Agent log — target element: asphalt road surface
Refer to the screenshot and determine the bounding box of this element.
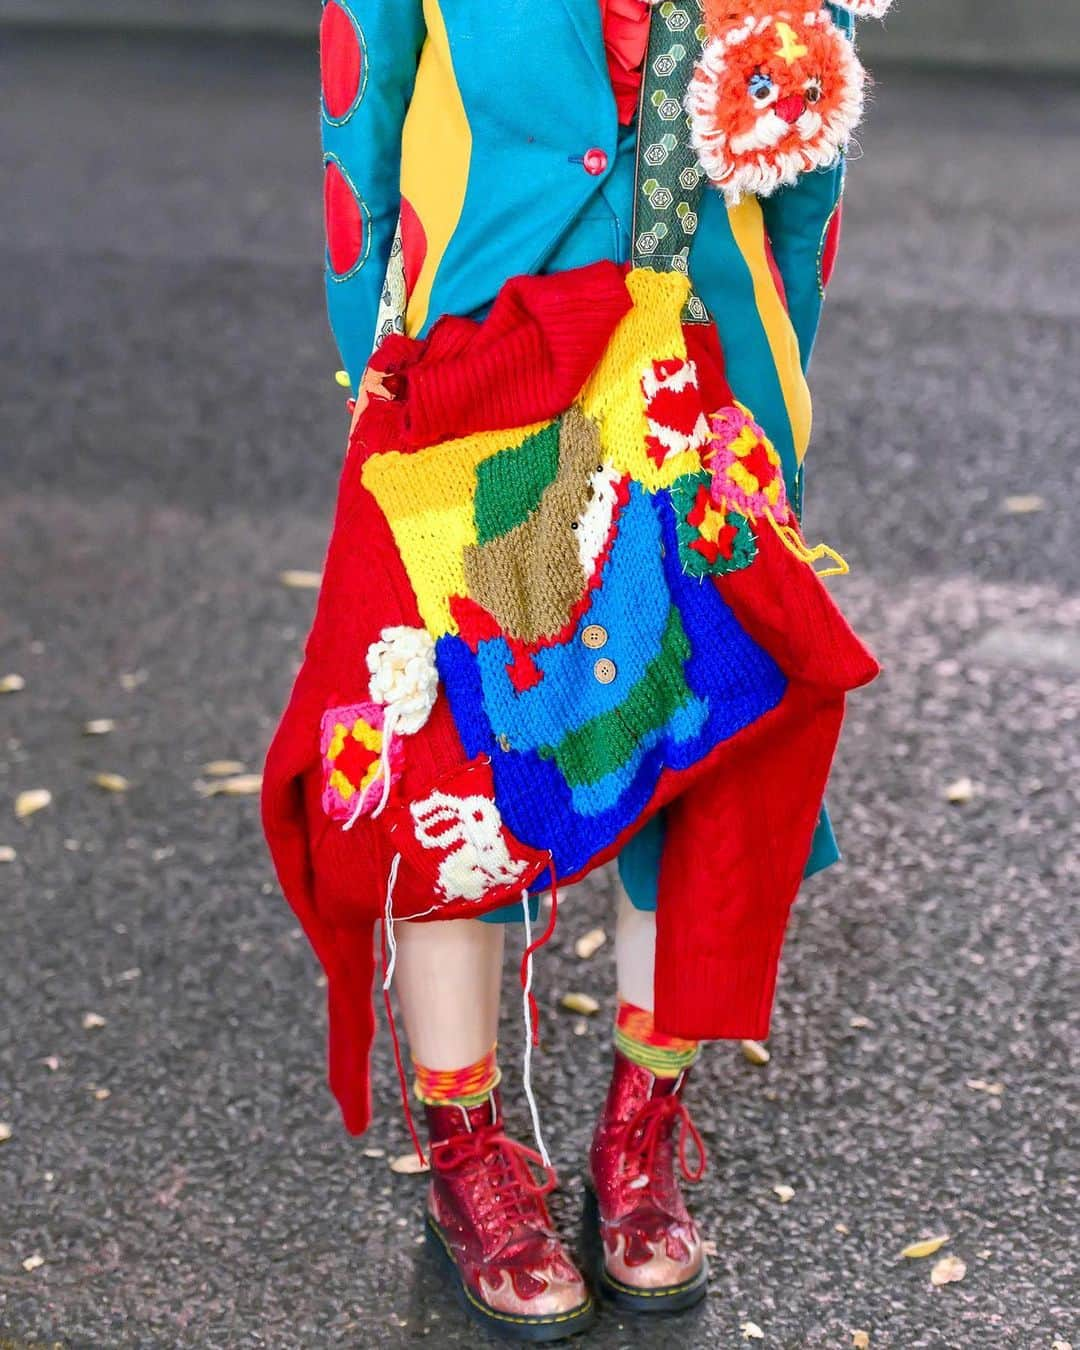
[1,28,1078,1350]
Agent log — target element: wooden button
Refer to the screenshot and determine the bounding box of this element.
[581,624,608,649]
[593,657,617,685]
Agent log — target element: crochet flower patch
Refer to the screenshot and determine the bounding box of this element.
[688,2,866,204]
[672,471,756,577]
[367,625,439,734]
[320,701,403,821]
[705,402,790,522]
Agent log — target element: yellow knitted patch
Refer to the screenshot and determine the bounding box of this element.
[580,269,702,493]
[363,271,710,639]
[361,420,550,637]
[326,717,383,802]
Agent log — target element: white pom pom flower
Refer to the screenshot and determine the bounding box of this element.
[366,625,438,735]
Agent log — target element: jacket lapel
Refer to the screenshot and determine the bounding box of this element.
[557,0,611,87]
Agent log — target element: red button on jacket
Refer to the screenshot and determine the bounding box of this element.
[583,147,609,175]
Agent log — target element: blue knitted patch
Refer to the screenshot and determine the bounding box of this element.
[434,484,787,883]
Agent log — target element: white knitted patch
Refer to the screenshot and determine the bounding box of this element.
[410,790,527,901]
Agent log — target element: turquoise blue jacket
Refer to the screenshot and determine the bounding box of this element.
[317,0,857,898]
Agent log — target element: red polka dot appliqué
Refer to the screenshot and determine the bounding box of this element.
[819,200,843,293]
[324,157,369,278]
[320,0,366,124]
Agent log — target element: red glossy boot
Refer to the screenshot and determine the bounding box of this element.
[584,1049,708,1313]
[424,1090,595,1342]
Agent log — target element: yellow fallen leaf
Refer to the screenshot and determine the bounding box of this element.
[83,719,115,736]
[81,1012,107,1031]
[92,773,129,793]
[202,760,246,776]
[279,569,322,590]
[900,1234,949,1259]
[930,1255,966,1287]
[965,1078,1004,1096]
[741,1039,770,1065]
[944,777,975,804]
[560,992,600,1015]
[835,1223,850,1235]
[0,845,16,863]
[1002,494,1045,514]
[22,1254,44,1272]
[574,927,607,960]
[852,1333,871,1349]
[741,1323,764,1341]
[334,369,351,388]
[772,1184,795,1204]
[390,1151,429,1174]
[90,1086,111,1101]
[0,1122,11,1142]
[15,789,52,819]
[196,773,263,797]
[0,673,25,694]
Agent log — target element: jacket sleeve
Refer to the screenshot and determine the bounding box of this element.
[758,4,855,371]
[319,0,427,391]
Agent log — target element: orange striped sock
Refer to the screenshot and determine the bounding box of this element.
[412,1044,501,1108]
[614,999,699,1078]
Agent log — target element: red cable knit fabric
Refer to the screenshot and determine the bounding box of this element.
[361,262,633,452]
[599,0,651,124]
[261,266,878,1135]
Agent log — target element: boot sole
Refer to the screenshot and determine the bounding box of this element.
[581,1184,709,1316]
[425,1215,597,1343]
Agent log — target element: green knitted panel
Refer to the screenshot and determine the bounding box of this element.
[473,421,561,546]
[541,606,697,788]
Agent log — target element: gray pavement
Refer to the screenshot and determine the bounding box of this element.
[1,28,1078,1350]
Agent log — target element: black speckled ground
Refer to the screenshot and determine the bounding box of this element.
[1,30,1078,1350]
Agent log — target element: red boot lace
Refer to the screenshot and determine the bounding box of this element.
[432,1123,559,1229]
[619,1093,707,1191]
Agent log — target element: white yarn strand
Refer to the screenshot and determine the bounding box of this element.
[381,852,402,993]
[370,703,398,819]
[342,703,398,832]
[520,892,551,1167]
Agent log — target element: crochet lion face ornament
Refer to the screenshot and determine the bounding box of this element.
[687,0,892,204]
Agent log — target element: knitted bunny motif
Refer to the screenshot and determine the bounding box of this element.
[688,0,891,204]
[410,788,530,902]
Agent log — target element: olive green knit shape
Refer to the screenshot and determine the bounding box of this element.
[538,606,700,788]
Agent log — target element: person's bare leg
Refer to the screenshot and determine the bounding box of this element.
[614,883,657,1011]
[393,916,504,1067]
[393,914,591,1331]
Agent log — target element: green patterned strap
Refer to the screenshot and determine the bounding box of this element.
[631,0,711,321]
